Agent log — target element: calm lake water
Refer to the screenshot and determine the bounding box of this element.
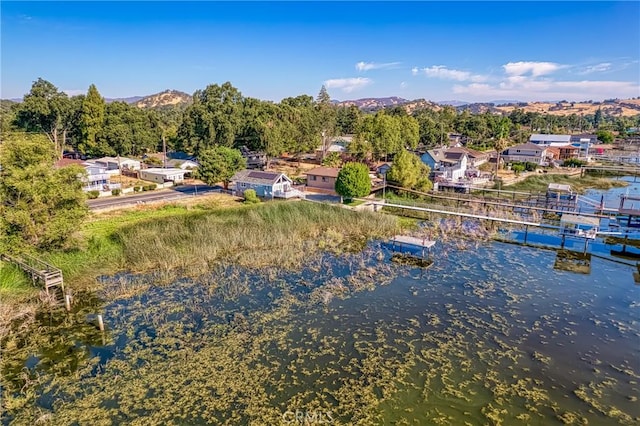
[2,183,639,425]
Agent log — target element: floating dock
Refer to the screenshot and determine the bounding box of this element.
[391,235,436,249]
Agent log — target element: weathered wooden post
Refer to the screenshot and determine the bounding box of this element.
[97,314,105,332]
[65,294,72,312]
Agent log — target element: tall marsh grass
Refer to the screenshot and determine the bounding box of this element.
[505,174,628,193]
[0,261,33,297]
[116,201,399,272]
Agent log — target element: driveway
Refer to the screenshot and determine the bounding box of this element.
[87,184,222,210]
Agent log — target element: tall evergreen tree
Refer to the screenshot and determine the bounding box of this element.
[79,84,106,156]
[316,85,337,159]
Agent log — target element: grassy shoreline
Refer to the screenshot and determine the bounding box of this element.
[0,199,400,313]
[500,173,629,194]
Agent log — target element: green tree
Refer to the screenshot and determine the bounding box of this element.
[79,84,107,156]
[0,100,18,134]
[316,85,337,160]
[13,78,71,159]
[386,149,433,192]
[0,133,88,251]
[596,129,614,144]
[335,162,371,201]
[281,95,321,160]
[322,152,342,168]
[196,146,246,189]
[336,105,361,135]
[177,82,244,155]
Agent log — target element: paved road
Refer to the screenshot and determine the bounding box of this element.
[87,184,223,210]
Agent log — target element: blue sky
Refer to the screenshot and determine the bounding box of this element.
[2,1,639,102]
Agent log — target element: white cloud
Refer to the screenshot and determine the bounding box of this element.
[581,62,612,74]
[453,79,639,101]
[400,81,408,89]
[324,77,372,93]
[355,61,401,72]
[503,61,562,77]
[414,65,487,82]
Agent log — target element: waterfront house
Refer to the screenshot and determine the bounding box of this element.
[501,143,548,165]
[529,134,572,147]
[231,170,300,199]
[306,167,340,192]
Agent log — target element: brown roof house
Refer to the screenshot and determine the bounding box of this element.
[306,167,340,193]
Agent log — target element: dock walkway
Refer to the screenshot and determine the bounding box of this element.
[1,254,65,303]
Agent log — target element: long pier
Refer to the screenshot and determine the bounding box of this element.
[1,254,65,303]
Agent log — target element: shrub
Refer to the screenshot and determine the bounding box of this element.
[133,186,141,193]
[243,189,260,204]
[147,184,157,191]
[111,188,122,196]
[335,162,371,201]
[563,158,587,168]
[87,190,100,199]
[512,164,525,175]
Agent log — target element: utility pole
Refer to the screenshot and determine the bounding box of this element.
[162,135,167,168]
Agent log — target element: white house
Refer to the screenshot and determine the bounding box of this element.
[139,168,186,184]
[529,134,572,147]
[502,143,548,165]
[165,159,199,174]
[443,154,468,180]
[55,158,120,192]
[231,170,301,199]
[94,156,142,173]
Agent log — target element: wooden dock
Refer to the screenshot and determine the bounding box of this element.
[391,235,437,249]
[1,254,65,303]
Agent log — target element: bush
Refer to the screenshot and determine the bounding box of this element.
[87,190,100,199]
[563,158,587,168]
[111,188,122,196]
[142,184,157,191]
[133,186,141,193]
[335,162,371,201]
[512,164,525,175]
[243,189,260,204]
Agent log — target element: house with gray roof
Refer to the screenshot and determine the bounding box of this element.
[502,143,549,165]
[529,134,572,147]
[231,170,301,199]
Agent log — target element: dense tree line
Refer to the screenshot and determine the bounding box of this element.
[5,78,640,165]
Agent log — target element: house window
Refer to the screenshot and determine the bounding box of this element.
[310,176,316,181]
[241,182,247,188]
[322,177,327,182]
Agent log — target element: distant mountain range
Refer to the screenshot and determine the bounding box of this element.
[6,91,640,116]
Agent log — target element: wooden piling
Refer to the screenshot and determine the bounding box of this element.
[65,294,72,312]
[97,314,105,332]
